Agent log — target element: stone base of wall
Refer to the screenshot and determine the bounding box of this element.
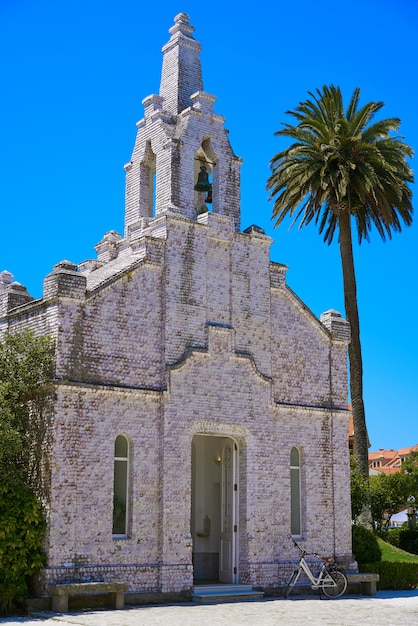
[35,563,193,596]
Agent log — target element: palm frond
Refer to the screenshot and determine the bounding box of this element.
[267,84,414,245]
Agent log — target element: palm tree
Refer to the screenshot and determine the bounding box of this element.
[267,85,414,479]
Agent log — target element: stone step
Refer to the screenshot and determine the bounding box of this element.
[192,584,265,604]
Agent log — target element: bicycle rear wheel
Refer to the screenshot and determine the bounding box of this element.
[322,570,347,598]
[285,568,300,598]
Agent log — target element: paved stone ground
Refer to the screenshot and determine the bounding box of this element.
[1,591,418,626]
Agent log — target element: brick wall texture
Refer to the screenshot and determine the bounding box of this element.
[0,13,353,596]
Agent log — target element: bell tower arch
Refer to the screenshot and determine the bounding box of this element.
[194,138,218,216]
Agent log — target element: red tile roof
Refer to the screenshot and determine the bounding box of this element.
[368,445,418,474]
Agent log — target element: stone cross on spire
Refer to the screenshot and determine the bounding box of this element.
[159,13,203,115]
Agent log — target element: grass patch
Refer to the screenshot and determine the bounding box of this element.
[378,537,418,563]
[359,538,418,589]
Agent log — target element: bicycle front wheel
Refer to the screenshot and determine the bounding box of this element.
[322,570,347,598]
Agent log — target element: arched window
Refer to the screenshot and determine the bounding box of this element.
[112,435,129,536]
[290,447,302,537]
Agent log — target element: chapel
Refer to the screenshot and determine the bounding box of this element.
[0,13,353,600]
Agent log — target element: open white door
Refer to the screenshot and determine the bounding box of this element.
[219,441,238,583]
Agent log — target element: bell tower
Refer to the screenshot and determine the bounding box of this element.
[124,13,242,241]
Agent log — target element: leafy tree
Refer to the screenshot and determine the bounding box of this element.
[0,329,55,494]
[369,471,414,530]
[267,85,414,478]
[0,330,54,613]
[401,451,418,485]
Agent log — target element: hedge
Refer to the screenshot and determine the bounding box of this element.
[399,530,418,555]
[360,561,418,590]
[379,529,418,554]
[379,528,402,548]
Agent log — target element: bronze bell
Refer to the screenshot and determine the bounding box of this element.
[194,165,212,203]
[194,166,211,192]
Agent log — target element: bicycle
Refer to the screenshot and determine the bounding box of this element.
[285,539,347,599]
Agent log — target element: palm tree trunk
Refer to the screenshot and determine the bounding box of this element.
[338,211,370,480]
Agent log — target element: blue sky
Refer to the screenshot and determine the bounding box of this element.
[1,0,417,451]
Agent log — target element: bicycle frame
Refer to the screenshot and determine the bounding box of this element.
[290,556,337,590]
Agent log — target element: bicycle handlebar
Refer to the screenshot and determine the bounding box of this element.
[291,538,334,562]
[292,539,306,555]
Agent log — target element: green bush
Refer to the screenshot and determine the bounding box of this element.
[352,524,382,564]
[381,529,418,554]
[0,482,46,615]
[399,530,418,555]
[379,528,402,548]
[360,561,418,590]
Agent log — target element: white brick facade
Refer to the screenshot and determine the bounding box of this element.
[0,13,353,598]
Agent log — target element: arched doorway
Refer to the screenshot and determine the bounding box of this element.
[191,434,238,583]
